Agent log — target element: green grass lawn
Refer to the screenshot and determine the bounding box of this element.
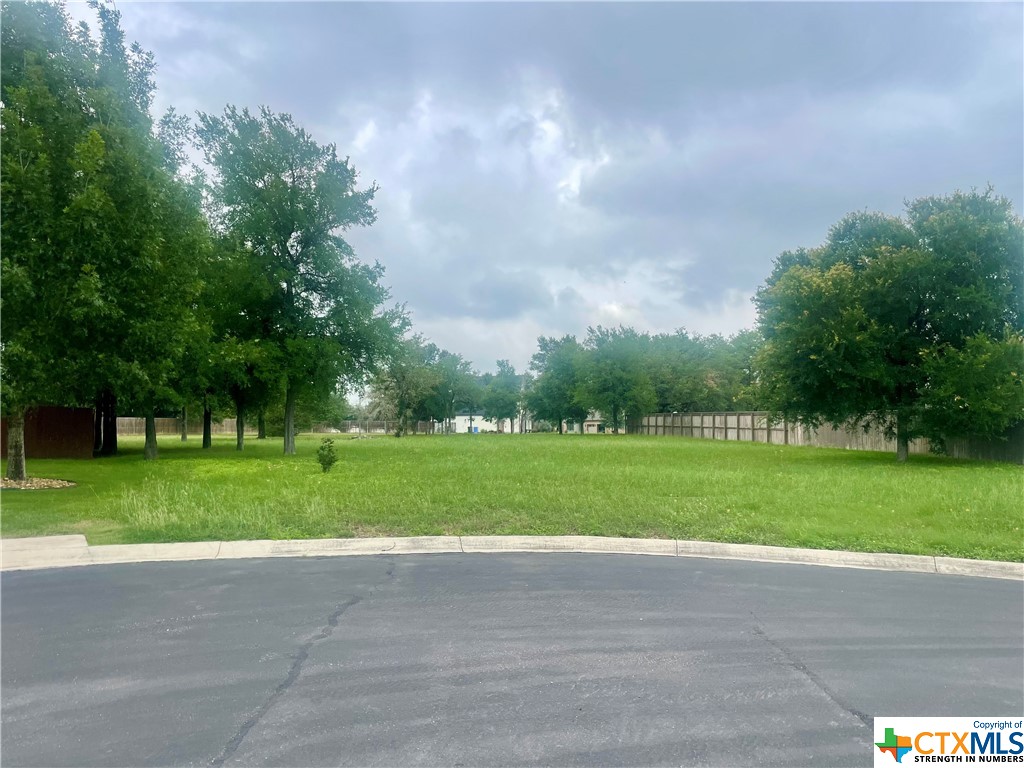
[1,433,1022,561]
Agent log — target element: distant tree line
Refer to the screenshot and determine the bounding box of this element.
[364,328,759,437]
[365,336,477,436]
[528,327,761,434]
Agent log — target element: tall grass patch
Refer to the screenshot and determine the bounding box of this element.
[2,433,1021,560]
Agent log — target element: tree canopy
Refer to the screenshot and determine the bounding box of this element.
[483,360,521,433]
[1,0,209,471]
[755,189,1024,461]
[196,106,405,454]
[527,336,588,434]
[369,336,442,436]
[574,327,656,434]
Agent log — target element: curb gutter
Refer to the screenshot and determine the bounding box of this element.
[1,534,1021,580]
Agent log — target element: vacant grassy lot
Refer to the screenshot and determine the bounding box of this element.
[1,434,1021,560]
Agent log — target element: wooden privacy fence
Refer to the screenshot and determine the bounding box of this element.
[637,412,1024,464]
[117,417,180,435]
[118,418,438,437]
[116,417,255,436]
[636,411,925,451]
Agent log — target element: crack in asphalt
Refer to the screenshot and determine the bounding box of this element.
[750,614,872,730]
[210,559,396,767]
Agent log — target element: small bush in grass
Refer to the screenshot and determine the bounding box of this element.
[317,438,338,473]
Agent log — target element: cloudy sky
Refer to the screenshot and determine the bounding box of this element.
[70,1,1023,372]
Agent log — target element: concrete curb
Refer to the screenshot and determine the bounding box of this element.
[1,534,1021,580]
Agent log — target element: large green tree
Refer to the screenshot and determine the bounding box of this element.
[527,335,588,433]
[71,1,208,462]
[645,330,762,414]
[2,0,209,472]
[196,106,404,454]
[755,190,1024,461]
[1,1,90,478]
[432,350,476,434]
[201,234,283,450]
[370,336,442,436]
[575,326,656,434]
[483,360,521,433]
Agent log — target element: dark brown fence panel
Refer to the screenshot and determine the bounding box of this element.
[1,407,94,459]
[943,422,1024,464]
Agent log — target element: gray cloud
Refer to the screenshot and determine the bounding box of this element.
[85,1,1023,372]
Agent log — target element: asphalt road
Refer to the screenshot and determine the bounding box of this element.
[2,554,1022,767]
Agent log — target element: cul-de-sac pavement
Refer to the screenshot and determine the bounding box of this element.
[2,553,1022,767]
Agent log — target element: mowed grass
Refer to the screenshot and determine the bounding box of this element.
[1,433,1022,561]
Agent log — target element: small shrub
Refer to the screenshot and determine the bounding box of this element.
[317,438,338,473]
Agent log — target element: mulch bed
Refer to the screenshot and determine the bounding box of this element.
[1,477,77,490]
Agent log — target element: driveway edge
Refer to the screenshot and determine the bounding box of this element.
[1,534,1021,580]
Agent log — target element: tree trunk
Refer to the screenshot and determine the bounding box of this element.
[558,417,563,435]
[284,384,297,455]
[257,410,266,440]
[202,397,212,449]
[235,402,245,452]
[5,407,27,481]
[896,414,909,463]
[93,398,103,454]
[180,406,188,441]
[144,410,158,461]
[100,390,118,456]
